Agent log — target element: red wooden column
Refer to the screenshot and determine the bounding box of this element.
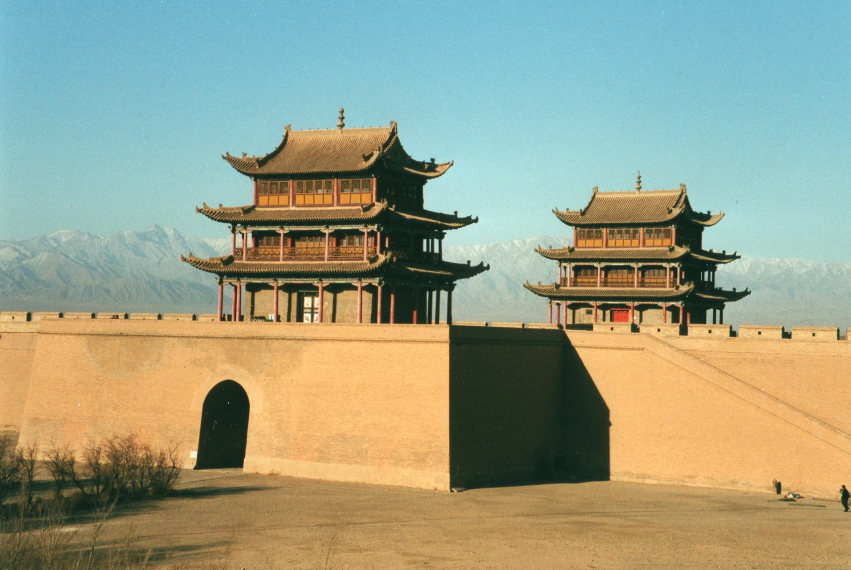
[633,264,639,287]
[630,302,635,324]
[563,303,569,327]
[318,283,325,323]
[593,301,598,323]
[273,281,280,322]
[278,229,285,261]
[678,303,684,324]
[324,230,330,262]
[446,288,453,325]
[357,282,363,324]
[230,283,237,321]
[235,283,242,322]
[241,231,248,261]
[362,229,369,260]
[389,289,396,324]
[231,229,236,256]
[376,230,382,255]
[548,300,553,324]
[376,284,384,323]
[435,289,441,324]
[217,281,224,321]
[426,290,433,324]
[662,303,668,323]
[555,303,561,326]
[596,264,602,287]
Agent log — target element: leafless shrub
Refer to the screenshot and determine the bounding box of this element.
[0,439,38,517]
[44,434,183,509]
[2,435,188,570]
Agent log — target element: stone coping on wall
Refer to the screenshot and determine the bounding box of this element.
[640,323,683,336]
[737,325,785,339]
[791,326,840,341]
[0,312,847,341]
[592,323,635,334]
[686,324,732,337]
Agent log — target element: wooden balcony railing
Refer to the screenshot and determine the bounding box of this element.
[561,277,672,288]
[235,246,377,261]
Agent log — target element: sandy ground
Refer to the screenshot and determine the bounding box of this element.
[58,470,850,570]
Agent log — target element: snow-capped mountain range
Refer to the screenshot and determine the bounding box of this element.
[1,227,848,328]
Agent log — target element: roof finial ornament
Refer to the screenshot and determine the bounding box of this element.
[636,171,642,192]
[337,107,345,130]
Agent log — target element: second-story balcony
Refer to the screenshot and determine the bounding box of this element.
[562,276,671,288]
[235,246,377,262]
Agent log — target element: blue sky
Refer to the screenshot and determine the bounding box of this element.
[2,1,849,262]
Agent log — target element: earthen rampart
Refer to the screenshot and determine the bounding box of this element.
[1,313,849,496]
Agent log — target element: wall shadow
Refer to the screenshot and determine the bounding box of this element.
[560,340,611,482]
[448,329,610,489]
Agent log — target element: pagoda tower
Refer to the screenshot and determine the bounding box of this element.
[182,110,488,323]
[524,177,749,326]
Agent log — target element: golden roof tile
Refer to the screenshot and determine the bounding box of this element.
[222,122,451,179]
[554,186,724,227]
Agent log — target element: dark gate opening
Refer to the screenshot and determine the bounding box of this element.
[195,380,250,469]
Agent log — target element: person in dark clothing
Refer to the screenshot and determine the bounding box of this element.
[841,485,850,512]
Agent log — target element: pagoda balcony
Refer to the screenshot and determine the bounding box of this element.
[561,277,671,288]
[235,246,377,262]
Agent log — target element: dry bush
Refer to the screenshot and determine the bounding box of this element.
[44,434,182,509]
[1,435,187,570]
[0,439,38,514]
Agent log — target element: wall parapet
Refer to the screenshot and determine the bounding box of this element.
[738,325,785,339]
[791,326,840,341]
[0,311,847,341]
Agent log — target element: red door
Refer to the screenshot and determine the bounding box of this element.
[610,308,630,323]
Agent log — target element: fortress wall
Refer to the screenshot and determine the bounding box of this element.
[448,325,568,488]
[17,321,454,490]
[6,317,850,494]
[667,335,851,436]
[0,322,39,444]
[566,330,851,497]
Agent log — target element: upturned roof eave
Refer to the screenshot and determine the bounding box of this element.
[195,202,476,229]
[522,281,696,301]
[180,253,391,278]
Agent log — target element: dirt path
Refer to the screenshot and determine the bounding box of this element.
[68,470,850,569]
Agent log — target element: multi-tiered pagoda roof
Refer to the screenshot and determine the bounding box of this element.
[182,112,486,324]
[524,179,749,327]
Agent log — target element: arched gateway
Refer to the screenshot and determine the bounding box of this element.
[195,380,250,469]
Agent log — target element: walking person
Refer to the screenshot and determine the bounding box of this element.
[841,485,850,512]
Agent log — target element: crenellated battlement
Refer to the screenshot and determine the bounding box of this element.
[0,311,218,322]
[0,311,848,341]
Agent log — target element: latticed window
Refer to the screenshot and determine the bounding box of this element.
[294,235,323,248]
[340,234,364,247]
[645,227,672,246]
[607,228,639,247]
[256,234,280,247]
[573,266,597,285]
[604,267,633,285]
[641,266,667,287]
[295,180,333,205]
[576,228,603,247]
[257,180,290,206]
[339,178,372,205]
